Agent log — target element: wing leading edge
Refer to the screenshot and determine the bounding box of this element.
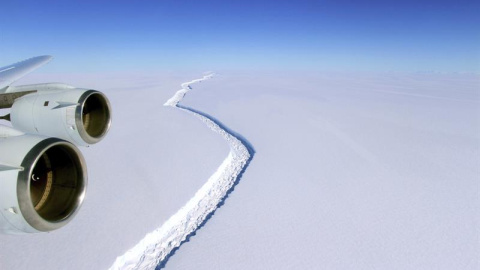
[0,55,53,92]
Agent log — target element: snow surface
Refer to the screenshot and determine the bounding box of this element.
[109,73,253,269]
[0,71,479,270]
[165,72,480,270]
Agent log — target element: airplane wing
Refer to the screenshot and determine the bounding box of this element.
[0,163,23,171]
[0,55,53,93]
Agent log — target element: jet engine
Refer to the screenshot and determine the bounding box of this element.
[9,83,112,146]
[0,133,87,234]
[0,56,108,235]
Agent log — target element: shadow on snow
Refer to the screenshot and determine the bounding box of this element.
[156,105,255,269]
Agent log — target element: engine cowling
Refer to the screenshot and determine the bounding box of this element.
[0,134,87,234]
[10,86,112,146]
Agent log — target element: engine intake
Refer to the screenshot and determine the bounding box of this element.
[76,90,111,144]
[0,136,87,234]
[23,141,85,224]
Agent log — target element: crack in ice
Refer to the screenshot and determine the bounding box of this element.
[109,74,253,270]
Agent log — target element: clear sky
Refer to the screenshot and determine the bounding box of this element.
[0,0,478,72]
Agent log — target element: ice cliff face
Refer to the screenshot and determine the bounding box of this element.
[110,74,253,270]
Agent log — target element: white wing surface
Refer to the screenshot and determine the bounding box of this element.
[0,163,23,171]
[0,55,53,92]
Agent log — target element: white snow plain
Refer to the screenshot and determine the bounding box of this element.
[109,73,253,269]
[0,71,479,270]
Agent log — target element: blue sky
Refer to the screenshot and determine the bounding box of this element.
[0,0,478,72]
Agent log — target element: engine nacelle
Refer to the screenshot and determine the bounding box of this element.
[0,134,87,234]
[10,86,111,146]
